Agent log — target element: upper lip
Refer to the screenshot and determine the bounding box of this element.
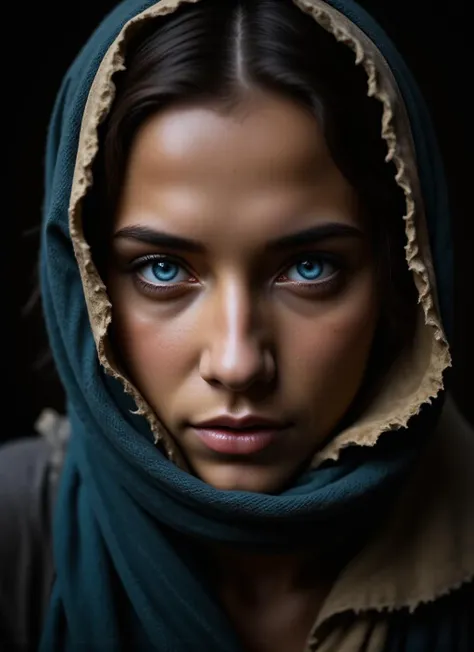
[192,414,288,430]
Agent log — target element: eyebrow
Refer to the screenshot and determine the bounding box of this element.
[113,222,363,252]
[114,226,205,252]
[267,223,363,251]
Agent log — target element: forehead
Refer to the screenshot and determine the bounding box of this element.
[129,92,327,183]
[115,91,359,239]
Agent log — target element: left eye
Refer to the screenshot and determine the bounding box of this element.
[139,258,190,284]
[281,256,337,283]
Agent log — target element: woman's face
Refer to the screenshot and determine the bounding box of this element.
[107,90,379,493]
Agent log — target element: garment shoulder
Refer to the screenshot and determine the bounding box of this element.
[0,436,53,540]
[315,393,474,621]
[0,437,55,651]
[383,581,474,652]
[0,412,70,651]
[314,582,473,652]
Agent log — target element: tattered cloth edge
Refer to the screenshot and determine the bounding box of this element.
[307,397,474,634]
[68,0,451,470]
[293,0,452,466]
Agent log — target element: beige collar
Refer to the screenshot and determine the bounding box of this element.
[313,395,474,627]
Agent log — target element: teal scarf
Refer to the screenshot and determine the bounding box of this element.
[39,1,468,650]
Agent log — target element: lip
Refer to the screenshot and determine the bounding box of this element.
[191,427,286,455]
[190,414,291,455]
[193,414,287,430]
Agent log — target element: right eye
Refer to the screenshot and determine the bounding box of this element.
[138,258,191,285]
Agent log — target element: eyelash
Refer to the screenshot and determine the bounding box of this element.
[130,253,344,296]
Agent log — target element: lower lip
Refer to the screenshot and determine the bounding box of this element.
[192,427,285,455]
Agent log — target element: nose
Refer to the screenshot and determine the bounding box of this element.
[199,281,275,392]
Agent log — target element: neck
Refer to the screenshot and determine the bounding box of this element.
[204,543,340,604]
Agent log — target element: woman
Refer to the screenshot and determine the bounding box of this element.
[1,0,472,650]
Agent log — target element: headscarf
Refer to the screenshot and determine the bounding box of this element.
[39,1,464,650]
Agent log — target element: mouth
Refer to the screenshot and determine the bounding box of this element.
[190,415,291,455]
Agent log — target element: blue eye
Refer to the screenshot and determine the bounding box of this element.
[139,258,189,285]
[285,256,336,283]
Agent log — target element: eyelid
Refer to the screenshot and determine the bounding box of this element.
[276,251,342,280]
[129,253,191,271]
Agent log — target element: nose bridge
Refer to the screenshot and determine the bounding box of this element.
[201,275,270,389]
[221,277,251,345]
[214,277,260,362]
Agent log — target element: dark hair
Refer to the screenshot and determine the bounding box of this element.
[87,0,418,413]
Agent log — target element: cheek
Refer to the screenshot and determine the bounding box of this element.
[109,270,378,431]
[109,296,196,405]
[280,283,378,416]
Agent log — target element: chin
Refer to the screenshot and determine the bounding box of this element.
[191,460,300,494]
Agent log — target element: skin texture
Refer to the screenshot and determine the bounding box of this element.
[107,90,379,495]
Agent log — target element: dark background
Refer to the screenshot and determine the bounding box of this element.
[9,1,472,442]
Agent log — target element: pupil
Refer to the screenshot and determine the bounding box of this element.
[153,261,177,281]
[298,259,322,279]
